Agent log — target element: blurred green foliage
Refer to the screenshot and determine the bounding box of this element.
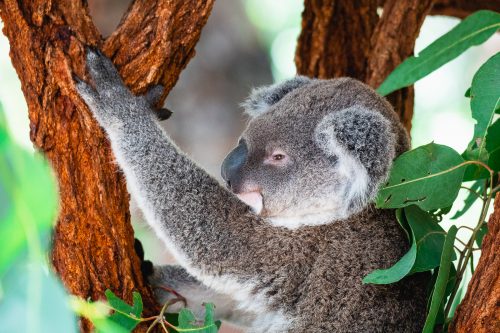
[0,102,77,332]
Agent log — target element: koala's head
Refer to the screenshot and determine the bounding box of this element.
[222,77,409,228]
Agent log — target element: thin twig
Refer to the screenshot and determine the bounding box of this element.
[460,186,484,201]
[444,172,494,319]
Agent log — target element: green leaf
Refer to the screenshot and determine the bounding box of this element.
[451,180,485,219]
[464,87,471,98]
[437,260,459,326]
[104,290,142,331]
[203,303,219,333]
[463,52,500,175]
[486,118,500,171]
[363,206,448,284]
[175,303,219,333]
[377,10,500,96]
[178,308,197,328]
[423,225,458,333]
[470,53,500,153]
[428,205,452,223]
[475,223,488,247]
[462,145,490,181]
[376,143,465,211]
[395,208,411,242]
[0,103,58,276]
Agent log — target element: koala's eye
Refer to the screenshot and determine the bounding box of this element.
[273,154,285,161]
[264,150,289,166]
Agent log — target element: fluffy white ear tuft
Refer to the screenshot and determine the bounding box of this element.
[241,76,313,118]
[314,105,396,208]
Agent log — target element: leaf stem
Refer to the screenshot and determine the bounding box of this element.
[444,170,494,319]
[459,186,485,201]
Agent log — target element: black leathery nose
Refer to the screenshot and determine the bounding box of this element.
[221,140,248,186]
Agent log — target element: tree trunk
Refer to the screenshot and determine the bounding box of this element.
[295,0,433,132]
[449,192,500,333]
[0,0,214,331]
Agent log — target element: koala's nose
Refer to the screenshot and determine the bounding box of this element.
[221,140,248,189]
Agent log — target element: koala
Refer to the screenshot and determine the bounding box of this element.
[76,49,429,333]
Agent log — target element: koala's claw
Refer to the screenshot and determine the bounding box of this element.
[156,107,173,121]
[85,48,125,93]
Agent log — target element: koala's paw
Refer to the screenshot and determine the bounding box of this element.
[75,48,138,129]
[76,48,172,126]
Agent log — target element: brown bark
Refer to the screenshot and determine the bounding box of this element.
[0,0,214,331]
[430,0,500,18]
[449,192,500,333]
[366,0,434,132]
[377,0,500,18]
[295,0,379,81]
[295,0,432,133]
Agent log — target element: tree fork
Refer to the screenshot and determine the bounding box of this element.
[0,0,214,331]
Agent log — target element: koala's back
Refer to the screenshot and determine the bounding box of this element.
[266,208,429,332]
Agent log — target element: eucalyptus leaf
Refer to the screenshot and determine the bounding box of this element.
[475,223,488,247]
[175,303,219,333]
[203,303,219,333]
[363,206,447,284]
[178,308,197,328]
[105,289,142,331]
[395,208,411,242]
[462,145,490,181]
[428,205,452,223]
[377,10,500,96]
[422,225,458,333]
[462,52,500,178]
[485,118,500,171]
[470,53,500,154]
[451,180,485,219]
[376,143,465,211]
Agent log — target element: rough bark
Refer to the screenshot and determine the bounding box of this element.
[430,0,500,18]
[295,0,379,80]
[377,0,500,18]
[0,0,214,331]
[295,0,432,132]
[366,0,434,132]
[449,192,500,333]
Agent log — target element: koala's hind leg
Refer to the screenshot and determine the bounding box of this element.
[149,265,254,329]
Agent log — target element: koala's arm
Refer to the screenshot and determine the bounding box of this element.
[76,50,274,276]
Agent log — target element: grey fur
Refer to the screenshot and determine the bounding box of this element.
[241,76,312,117]
[77,50,428,333]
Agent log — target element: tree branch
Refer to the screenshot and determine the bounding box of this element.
[377,0,500,19]
[366,0,435,133]
[295,0,379,80]
[430,0,500,18]
[103,0,215,103]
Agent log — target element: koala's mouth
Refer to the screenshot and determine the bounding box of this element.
[236,191,263,214]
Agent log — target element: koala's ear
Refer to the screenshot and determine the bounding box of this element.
[314,106,396,185]
[242,76,313,117]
